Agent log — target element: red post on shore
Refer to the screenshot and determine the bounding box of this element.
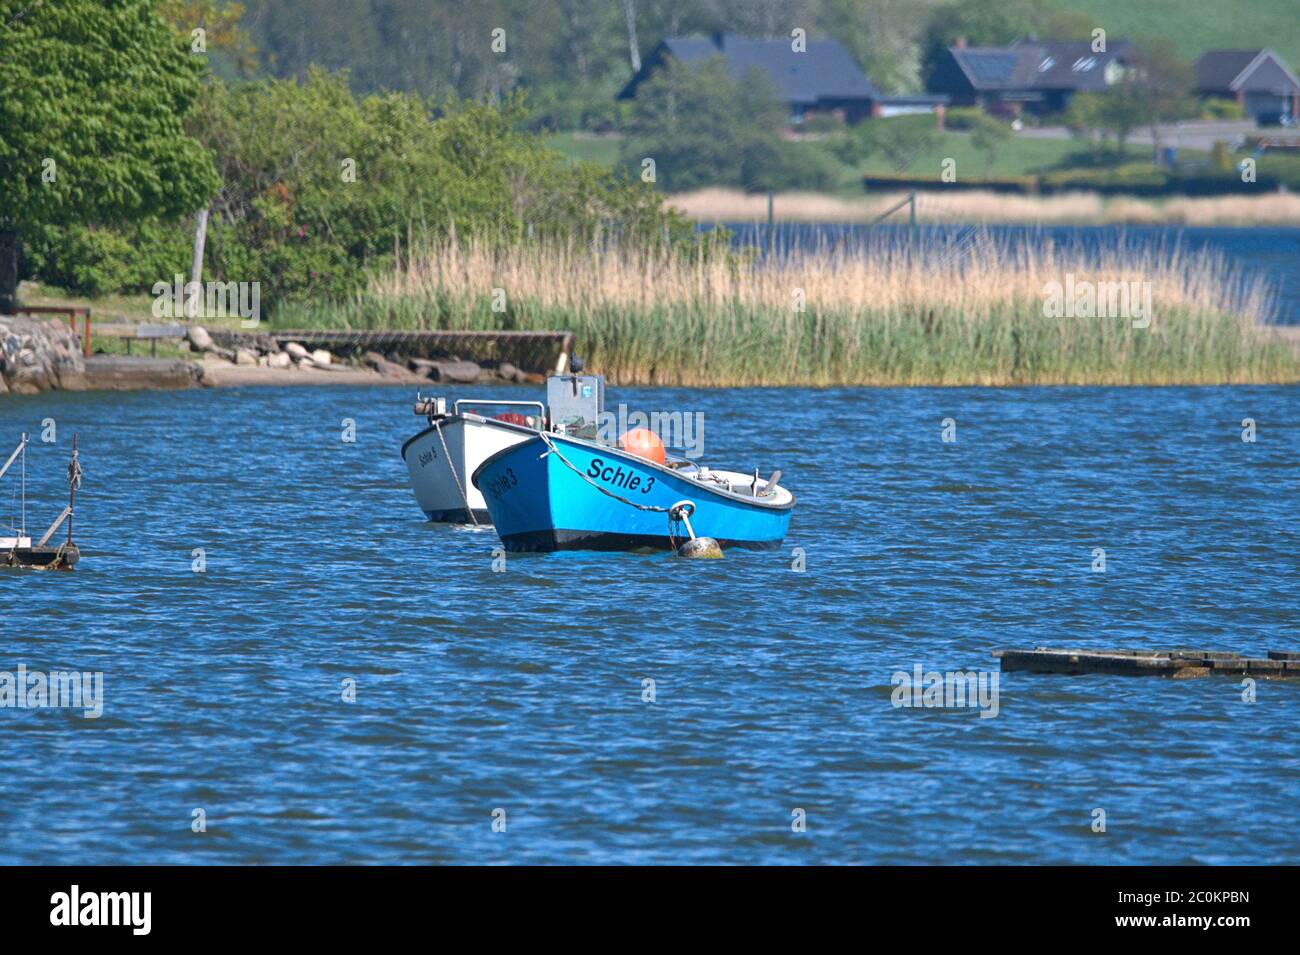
[13,305,91,356]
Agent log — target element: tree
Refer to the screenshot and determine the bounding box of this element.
[172,73,685,306]
[1065,90,1143,161]
[969,114,1012,176]
[821,0,929,94]
[621,0,641,72]
[156,0,258,74]
[620,57,798,192]
[0,0,218,310]
[1063,93,1109,161]
[847,115,939,174]
[1096,90,1145,158]
[1121,39,1197,162]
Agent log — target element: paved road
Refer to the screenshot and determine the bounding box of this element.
[1018,120,1298,152]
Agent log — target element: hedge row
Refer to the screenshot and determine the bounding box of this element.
[863,155,1300,196]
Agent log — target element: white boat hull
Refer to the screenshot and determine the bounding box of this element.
[401,415,536,523]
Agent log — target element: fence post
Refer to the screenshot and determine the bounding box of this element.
[766,190,775,256]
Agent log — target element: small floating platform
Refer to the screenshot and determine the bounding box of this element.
[1,539,79,570]
[994,647,1300,679]
[0,433,82,572]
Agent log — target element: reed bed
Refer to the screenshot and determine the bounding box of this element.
[281,231,1297,387]
[669,187,1300,226]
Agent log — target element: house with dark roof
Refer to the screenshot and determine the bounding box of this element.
[1194,49,1299,123]
[927,39,1133,116]
[618,33,947,125]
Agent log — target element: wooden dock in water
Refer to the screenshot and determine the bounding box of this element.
[994,647,1300,679]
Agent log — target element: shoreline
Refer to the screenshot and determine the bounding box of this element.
[194,357,427,388]
[25,340,1299,393]
[669,188,1300,227]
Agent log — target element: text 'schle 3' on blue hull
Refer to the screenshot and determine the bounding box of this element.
[473,432,794,553]
[400,370,794,556]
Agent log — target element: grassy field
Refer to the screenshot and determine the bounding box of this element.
[271,234,1297,387]
[851,134,1158,182]
[16,280,259,356]
[1048,0,1300,70]
[18,281,158,325]
[549,129,1185,199]
[546,132,623,168]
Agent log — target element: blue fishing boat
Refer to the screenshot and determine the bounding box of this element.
[471,431,794,553]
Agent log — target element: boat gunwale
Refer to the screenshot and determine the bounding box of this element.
[470,433,796,512]
[399,413,541,460]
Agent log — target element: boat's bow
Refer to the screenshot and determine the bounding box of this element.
[472,433,793,552]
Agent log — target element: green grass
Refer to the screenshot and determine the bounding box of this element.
[853,132,1166,181]
[1048,0,1300,73]
[545,130,1195,199]
[17,281,267,333]
[86,336,194,359]
[18,281,158,324]
[546,131,623,167]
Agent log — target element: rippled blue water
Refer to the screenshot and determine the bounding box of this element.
[1,383,1297,864]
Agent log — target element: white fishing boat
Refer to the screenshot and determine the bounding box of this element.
[401,395,546,524]
[400,373,606,525]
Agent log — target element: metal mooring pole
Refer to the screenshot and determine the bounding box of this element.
[66,434,78,547]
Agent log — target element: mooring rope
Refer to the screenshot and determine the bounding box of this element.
[535,433,713,549]
[433,420,480,526]
[537,432,673,514]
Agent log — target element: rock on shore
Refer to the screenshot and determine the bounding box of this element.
[0,316,559,393]
[0,315,86,394]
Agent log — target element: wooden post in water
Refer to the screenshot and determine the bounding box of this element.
[767,191,775,256]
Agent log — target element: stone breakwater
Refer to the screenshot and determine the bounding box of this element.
[196,326,545,385]
[0,317,544,394]
[0,315,85,394]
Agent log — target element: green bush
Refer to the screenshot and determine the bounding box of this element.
[1210,140,1235,171]
[620,57,826,192]
[1040,163,1170,194]
[1201,98,1245,120]
[22,225,132,297]
[842,115,941,174]
[21,71,690,312]
[23,218,196,297]
[800,112,847,134]
[943,107,985,131]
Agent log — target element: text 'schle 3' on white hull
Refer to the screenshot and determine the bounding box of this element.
[400,372,795,556]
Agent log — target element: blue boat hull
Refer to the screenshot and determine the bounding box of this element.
[472,436,794,553]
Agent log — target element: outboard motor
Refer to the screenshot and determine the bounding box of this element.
[413,394,448,421]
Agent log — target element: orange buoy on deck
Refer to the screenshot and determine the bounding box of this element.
[621,427,665,465]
